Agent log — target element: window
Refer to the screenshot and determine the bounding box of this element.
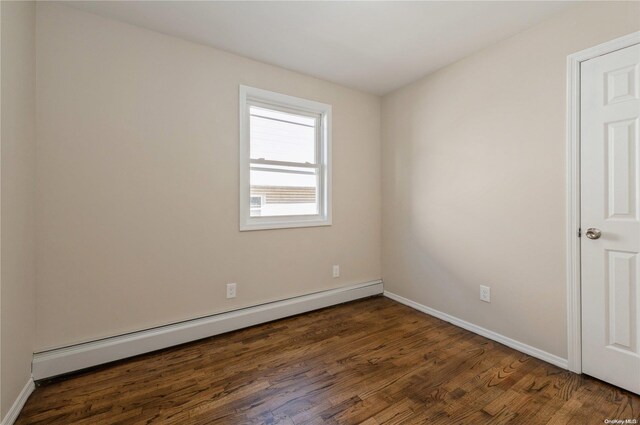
[239,85,331,231]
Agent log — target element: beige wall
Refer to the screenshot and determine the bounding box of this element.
[25,0,640,370]
[382,1,640,359]
[1,0,37,419]
[35,3,381,351]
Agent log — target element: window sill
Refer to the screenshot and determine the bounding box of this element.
[240,217,331,231]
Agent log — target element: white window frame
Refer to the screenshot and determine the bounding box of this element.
[239,85,332,231]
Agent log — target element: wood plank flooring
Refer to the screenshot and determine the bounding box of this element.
[16,296,640,424]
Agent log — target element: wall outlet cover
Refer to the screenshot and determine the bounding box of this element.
[480,285,491,303]
[226,283,237,299]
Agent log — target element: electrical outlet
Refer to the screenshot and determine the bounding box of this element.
[332,265,340,278]
[226,283,237,299]
[480,285,491,303]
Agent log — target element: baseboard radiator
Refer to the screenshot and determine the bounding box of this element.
[32,280,383,380]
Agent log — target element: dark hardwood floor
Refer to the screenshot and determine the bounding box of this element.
[16,296,640,424]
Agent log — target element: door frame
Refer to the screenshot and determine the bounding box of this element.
[566,31,640,374]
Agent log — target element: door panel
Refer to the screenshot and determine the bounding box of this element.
[581,43,640,395]
[607,250,636,351]
[607,119,637,219]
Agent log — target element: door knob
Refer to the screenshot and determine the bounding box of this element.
[585,228,602,240]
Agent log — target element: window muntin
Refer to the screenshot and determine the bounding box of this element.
[240,86,331,231]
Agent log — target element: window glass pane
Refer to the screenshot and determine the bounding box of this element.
[250,106,317,164]
[250,167,318,217]
[251,106,316,126]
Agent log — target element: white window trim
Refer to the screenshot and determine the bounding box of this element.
[239,85,332,231]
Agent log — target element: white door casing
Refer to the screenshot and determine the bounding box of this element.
[580,43,640,394]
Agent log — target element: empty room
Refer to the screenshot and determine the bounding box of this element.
[1,1,639,424]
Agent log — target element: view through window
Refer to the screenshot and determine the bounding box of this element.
[249,106,319,217]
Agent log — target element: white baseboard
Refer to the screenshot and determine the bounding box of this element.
[384,291,568,369]
[1,377,35,425]
[32,280,383,380]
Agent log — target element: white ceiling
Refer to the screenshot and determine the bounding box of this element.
[64,1,574,95]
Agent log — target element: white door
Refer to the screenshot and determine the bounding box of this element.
[581,43,640,394]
